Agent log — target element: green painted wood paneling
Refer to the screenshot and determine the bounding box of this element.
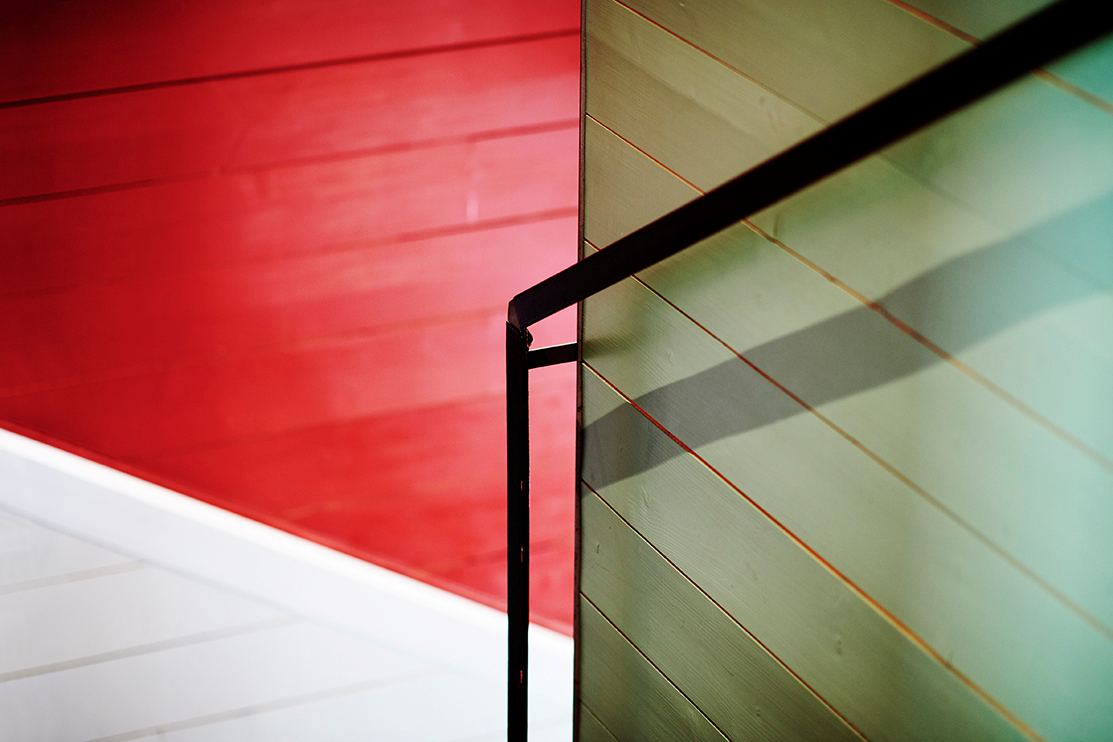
[585,126,1113,637]
[578,596,728,741]
[580,488,864,742]
[578,705,620,742]
[583,117,698,249]
[903,0,1053,38]
[585,0,821,191]
[618,0,968,122]
[578,0,1113,739]
[582,269,1113,741]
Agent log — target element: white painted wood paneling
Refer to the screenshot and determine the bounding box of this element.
[0,431,573,741]
[0,566,286,679]
[136,672,508,742]
[2,620,433,742]
[0,510,135,590]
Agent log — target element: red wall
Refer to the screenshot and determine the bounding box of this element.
[1,0,580,633]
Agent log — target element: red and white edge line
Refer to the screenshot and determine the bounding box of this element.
[0,427,572,715]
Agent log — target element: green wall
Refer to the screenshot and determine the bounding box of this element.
[577,1,1113,739]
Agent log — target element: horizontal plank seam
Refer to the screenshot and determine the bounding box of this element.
[589,238,1113,644]
[581,363,1043,741]
[608,0,1110,120]
[0,206,577,303]
[579,593,732,742]
[602,0,826,123]
[0,118,579,208]
[586,114,702,193]
[580,702,621,742]
[0,28,580,110]
[582,489,868,741]
[137,386,571,465]
[742,223,1113,477]
[84,667,443,742]
[881,0,1113,116]
[0,615,300,683]
[0,304,510,402]
[0,560,145,597]
[881,0,979,43]
[583,114,1113,476]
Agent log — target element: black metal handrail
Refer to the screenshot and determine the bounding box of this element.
[505,1,1113,738]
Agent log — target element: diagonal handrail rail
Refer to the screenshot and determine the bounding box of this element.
[505,0,1113,738]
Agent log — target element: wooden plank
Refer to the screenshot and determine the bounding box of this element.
[0,0,580,103]
[587,125,1113,631]
[586,0,821,191]
[578,596,728,742]
[875,75,1113,244]
[580,490,864,741]
[906,0,1113,106]
[0,566,285,678]
[0,216,576,397]
[153,671,508,742]
[619,0,968,122]
[0,36,579,201]
[0,510,134,589]
[581,274,1113,741]
[1047,36,1113,106]
[579,705,620,742]
[0,620,432,741]
[902,0,1054,38]
[141,375,573,524]
[580,370,1036,742]
[0,125,578,299]
[583,117,698,249]
[0,311,508,459]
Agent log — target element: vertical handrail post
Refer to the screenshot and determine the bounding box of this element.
[506,321,532,742]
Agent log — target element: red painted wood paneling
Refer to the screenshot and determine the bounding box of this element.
[0,127,577,297]
[0,0,580,632]
[0,35,578,201]
[1,0,579,102]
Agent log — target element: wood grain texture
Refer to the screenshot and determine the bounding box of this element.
[0,568,285,679]
[579,705,620,742]
[0,35,578,201]
[1,0,580,634]
[581,274,1113,741]
[578,596,728,742]
[580,368,1046,742]
[0,0,580,103]
[1,620,431,741]
[618,0,968,122]
[583,117,698,249]
[585,0,821,191]
[0,311,507,458]
[586,126,1113,635]
[0,217,577,397]
[0,511,134,589]
[580,490,864,741]
[0,125,578,299]
[154,671,510,742]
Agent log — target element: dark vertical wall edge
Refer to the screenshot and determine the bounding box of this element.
[572,2,589,738]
